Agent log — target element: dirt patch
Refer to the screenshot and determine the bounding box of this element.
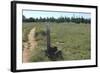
[22,27,37,63]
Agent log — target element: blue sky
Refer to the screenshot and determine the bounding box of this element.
[23,10,91,19]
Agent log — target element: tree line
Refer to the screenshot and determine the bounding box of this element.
[23,15,91,24]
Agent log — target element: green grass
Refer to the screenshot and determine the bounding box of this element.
[22,22,91,62]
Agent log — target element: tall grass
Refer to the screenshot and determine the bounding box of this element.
[22,22,91,62]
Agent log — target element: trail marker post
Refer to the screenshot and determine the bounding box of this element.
[45,22,63,61]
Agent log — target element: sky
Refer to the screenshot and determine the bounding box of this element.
[23,10,91,19]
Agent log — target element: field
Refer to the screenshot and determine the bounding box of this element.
[22,22,91,62]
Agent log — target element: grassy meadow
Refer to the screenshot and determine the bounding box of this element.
[22,22,91,62]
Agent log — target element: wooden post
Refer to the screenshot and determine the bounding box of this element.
[45,22,63,61]
[46,23,51,50]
